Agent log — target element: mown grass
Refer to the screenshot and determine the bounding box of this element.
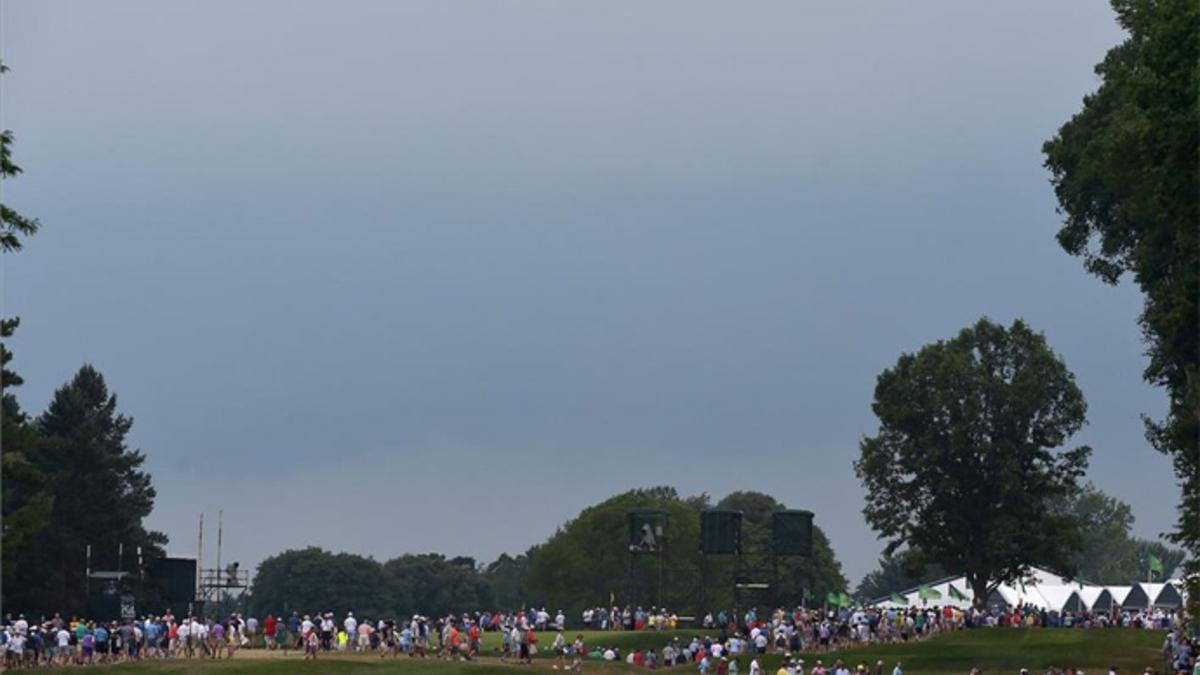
[39,628,1168,675]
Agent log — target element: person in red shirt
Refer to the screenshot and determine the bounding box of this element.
[263,615,277,650]
[525,628,538,664]
[468,624,481,657]
[633,650,645,667]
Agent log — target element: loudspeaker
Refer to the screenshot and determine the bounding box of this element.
[700,510,742,555]
[148,557,197,615]
[772,510,814,557]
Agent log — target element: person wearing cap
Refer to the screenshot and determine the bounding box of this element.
[343,613,357,652]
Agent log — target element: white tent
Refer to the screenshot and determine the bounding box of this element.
[867,568,1186,614]
[1132,582,1184,608]
[1023,568,1074,587]
[989,584,1022,609]
[1106,585,1133,607]
[1140,583,1169,607]
[1033,585,1085,613]
[1120,583,1171,609]
[1077,586,1106,611]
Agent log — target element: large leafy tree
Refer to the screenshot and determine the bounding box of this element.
[252,548,495,620]
[384,554,492,618]
[1042,0,1199,610]
[524,486,703,615]
[8,365,167,614]
[856,318,1091,606]
[523,486,847,616]
[252,547,391,618]
[0,59,54,611]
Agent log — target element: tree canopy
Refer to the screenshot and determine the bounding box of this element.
[524,487,846,616]
[1042,0,1198,610]
[1057,484,1184,584]
[856,318,1091,606]
[0,59,56,614]
[4,366,167,615]
[252,547,392,618]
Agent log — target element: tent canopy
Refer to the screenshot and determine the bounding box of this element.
[866,567,1155,613]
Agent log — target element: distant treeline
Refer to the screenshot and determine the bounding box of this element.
[247,487,849,619]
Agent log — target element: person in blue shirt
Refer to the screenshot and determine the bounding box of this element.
[146,620,161,656]
[94,624,109,660]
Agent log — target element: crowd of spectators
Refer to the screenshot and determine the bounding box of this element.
[0,603,1193,672]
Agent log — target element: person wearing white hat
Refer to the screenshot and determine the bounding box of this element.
[344,613,357,651]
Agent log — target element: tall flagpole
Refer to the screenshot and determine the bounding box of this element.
[216,510,223,590]
[197,514,204,601]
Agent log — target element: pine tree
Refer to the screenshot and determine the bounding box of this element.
[9,366,167,614]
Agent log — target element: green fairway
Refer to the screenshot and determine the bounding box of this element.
[38,628,1169,675]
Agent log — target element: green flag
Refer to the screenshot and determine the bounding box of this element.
[1148,554,1164,576]
[918,584,942,600]
[890,592,908,606]
[839,592,852,608]
[826,591,838,606]
[948,585,968,601]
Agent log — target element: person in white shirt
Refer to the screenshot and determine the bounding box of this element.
[178,619,192,658]
[754,632,768,654]
[56,628,71,665]
[193,621,209,658]
[320,614,335,651]
[9,632,27,666]
[344,613,357,651]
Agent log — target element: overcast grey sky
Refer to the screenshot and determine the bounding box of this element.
[2,0,1175,585]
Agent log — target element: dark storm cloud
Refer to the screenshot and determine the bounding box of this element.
[2,0,1170,584]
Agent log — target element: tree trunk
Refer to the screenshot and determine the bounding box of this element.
[969,575,989,610]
